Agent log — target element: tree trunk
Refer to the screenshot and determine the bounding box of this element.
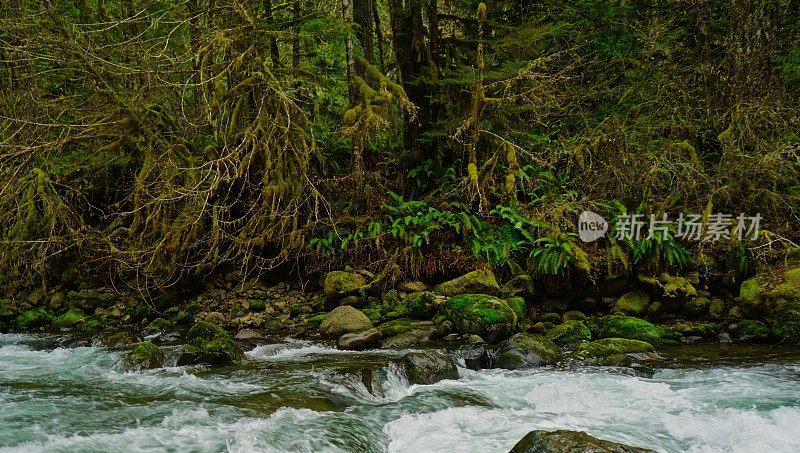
[726,0,780,102]
[263,0,281,66]
[344,0,364,191]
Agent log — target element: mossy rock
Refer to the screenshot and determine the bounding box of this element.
[596,353,633,367]
[52,308,87,330]
[306,313,326,326]
[171,304,199,325]
[708,298,726,319]
[406,291,436,318]
[594,315,670,345]
[318,306,373,339]
[437,294,524,343]
[739,277,766,317]
[545,320,591,345]
[376,319,414,338]
[323,271,367,303]
[66,290,116,311]
[683,297,710,318]
[572,338,654,360]
[669,321,722,338]
[248,299,266,312]
[123,341,166,370]
[496,333,562,369]
[432,269,500,297]
[400,351,459,385]
[500,274,535,298]
[361,308,382,324]
[772,298,800,342]
[658,273,697,298]
[81,316,117,331]
[15,308,52,330]
[0,301,18,322]
[736,320,771,341]
[100,330,142,347]
[614,291,649,315]
[178,321,242,365]
[145,317,172,332]
[562,310,587,322]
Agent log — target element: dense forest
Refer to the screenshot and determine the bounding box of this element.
[2,0,799,294]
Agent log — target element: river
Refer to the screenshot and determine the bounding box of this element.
[1,333,799,452]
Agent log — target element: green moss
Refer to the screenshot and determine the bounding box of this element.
[438,294,523,342]
[15,308,52,330]
[361,308,382,324]
[506,297,527,321]
[123,341,165,370]
[324,271,367,301]
[572,338,654,359]
[289,304,302,318]
[659,273,697,298]
[182,321,242,364]
[545,320,591,345]
[772,299,800,342]
[249,299,266,312]
[708,298,726,318]
[307,313,326,326]
[500,274,534,298]
[669,321,722,338]
[65,290,116,311]
[563,311,587,322]
[737,320,771,340]
[614,291,649,315]
[432,269,500,297]
[739,277,766,316]
[81,316,116,331]
[406,291,436,318]
[0,301,17,322]
[506,333,562,363]
[594,315,670,345]
[377,318,414,338]
[683,297,710,318]
[52,308,87,329]
[146,317,172,331]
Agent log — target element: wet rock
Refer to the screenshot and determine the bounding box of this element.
[319,306,373,339]
[234,328,266,341]
[177,321,242,366]
[400,351,459,385]
[572,338,654,361]
[52,308,88,330]
[437,294,525,343]
[397,281,428,293]
[337,328,382,350]
[459,346,494,370]
[379,329,431,349]
[432,269,500,297]
[718,332,732,343]
[545,320,591,345]
[123,341,165,370]
[100,330,142,347]
[495,333,561,370]
[594,315,670,345]
[324,271,367,304]
[509,429,654,452]
[14,308,52,330]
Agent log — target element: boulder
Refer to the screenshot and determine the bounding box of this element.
[572,338,654,361]
[65,290,116,312]
[376,318,414,338]
[594,315,670,345]
[562,310,587,322]
[437,294,525,343]
[683,297,710,318]
[319,306,373,339]
[500,274,535,298]
[323,271,367,304]
[739,277,766,317]
[509,429,654,452]
[397,281,428,293]
[432,269,500,297]
[736,320,771,341]
[337,328,382,350]
[545,320,591,345]
[400,351,459,385]
[177,321,242,365]
[495,333,562,370]
[52,308,87,330]
[405,291,436,318]
[765,268,800,342]
[614,291,649,315]
[123,341,165,370]
[708,298,726,318]
[379,330,431,349]
[14,308,52,330]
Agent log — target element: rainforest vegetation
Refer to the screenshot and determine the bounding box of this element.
[1,0,800,294]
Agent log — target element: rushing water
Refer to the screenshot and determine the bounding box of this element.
[1,333,800,453]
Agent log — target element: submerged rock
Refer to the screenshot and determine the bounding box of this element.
[432,269,500,297]
[178,321,242,365]
[123,341,165,370]
[400,351,459,385]
[337,328,382,350]
[509,429,654,452]
[319,306,373,339]
[437,294,525,343]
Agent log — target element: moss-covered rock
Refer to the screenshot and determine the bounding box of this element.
[772,298,800,342]
[683,297,710,318]
[123,341,165,370]
[437,294,524,343]
[361,308,382,324]
[178,321,242,365]
[0,301,17,322]
[81,316,116,331]
[376,318,414,338]
[66,290,116,311]
[306,313,326,326]
[572,338,654,360]
[318,306,373,339]
[739,277,766,317]
[145,317,172,332]
[545,320,591,345]
[400,351,459,385]
[708,298,726,319]
[736,320,771,341]
[432,269,500,297]
[659,273,697,298]
[669,321,722,338]
[100,330,142,347]
[406,291,436,318]
[509,429,654,453]
[323,271,367,303]
[594,315,670,345]
[52,308,87,330]
[500,274,535,298]
[496,333,562,369]
[562,310,587,322]
[614,291,649,315]
[15,308,52,330]
[248,299,266,312]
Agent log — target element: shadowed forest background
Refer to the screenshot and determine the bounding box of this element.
[1,0,799,295]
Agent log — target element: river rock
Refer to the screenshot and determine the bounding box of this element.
[509,429,655,452]
[400,351,459,385]
[177,321,242,365]
[337,328,382,350]
[52,308,87,330]
[571,338,654,362]
[614,291,649,316]
[595,315,669,345]
[437,294,525,343]
[495,333,562,370]
[397,281,427,293]
[432,269,500,297]
[14,308,52,330]
[123,341,165,370]
[405,291,436,318]
[324,271,367,304]
[66,290,116,312]
[319,306,373,339]
[379,329,431,349]
[545,320,591,345]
